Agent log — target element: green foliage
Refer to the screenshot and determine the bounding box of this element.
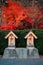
[0,29,43,55]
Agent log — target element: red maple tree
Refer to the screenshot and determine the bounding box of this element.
[0,0,43,30]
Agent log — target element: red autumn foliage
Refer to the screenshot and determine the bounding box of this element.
[0,1,43,30]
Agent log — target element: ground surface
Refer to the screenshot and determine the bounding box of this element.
[0,59,43,65]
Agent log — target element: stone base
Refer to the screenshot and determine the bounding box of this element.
[3,47,39,59]
[16,48,27,58]
[3,47,18,59]
[27,47,39,58]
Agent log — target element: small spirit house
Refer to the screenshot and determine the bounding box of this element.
[24,31,37,47]
[5,31,18,46]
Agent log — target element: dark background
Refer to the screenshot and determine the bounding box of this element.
[0,0,43,7]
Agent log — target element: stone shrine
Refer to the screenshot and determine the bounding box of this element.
[3,31,18,58]
[24,31,39,58]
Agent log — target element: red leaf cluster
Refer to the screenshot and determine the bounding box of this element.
[0,1,43,30]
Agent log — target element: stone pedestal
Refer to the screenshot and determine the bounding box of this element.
[16,48,27,58]
[3,47,39,59]
[3,47,18,59]
[27,46,39,58]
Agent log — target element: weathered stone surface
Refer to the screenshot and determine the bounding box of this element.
[3,47,39,59]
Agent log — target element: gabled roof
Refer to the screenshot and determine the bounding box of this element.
[5,31,18,39]
[24,31,37,39]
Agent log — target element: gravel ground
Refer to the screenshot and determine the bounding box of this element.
[0,55,43,65]
[0,59,43,65]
